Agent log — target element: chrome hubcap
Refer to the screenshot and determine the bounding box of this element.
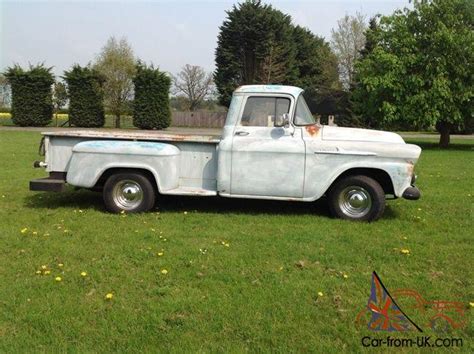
[112,180,143,210]
[338,186,372,218]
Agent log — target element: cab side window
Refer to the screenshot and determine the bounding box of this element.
[240,97,290,127]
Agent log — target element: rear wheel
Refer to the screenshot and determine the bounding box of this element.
[103,172,155,213]
[328,175,385,222]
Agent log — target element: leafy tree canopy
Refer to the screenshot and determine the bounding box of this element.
[214,0,339,106]
[352,0,473,147]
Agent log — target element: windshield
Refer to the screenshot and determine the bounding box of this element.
[294,95,316,126]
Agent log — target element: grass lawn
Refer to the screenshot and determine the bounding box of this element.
[0,131,472,352]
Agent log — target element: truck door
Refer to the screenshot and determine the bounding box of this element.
[230,95,305,198]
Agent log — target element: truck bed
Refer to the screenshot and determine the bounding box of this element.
[42,129,221,144]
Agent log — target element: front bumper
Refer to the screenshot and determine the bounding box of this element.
[402,186,421,200]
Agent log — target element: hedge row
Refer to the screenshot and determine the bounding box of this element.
[4,64,54,126]
[63,65,105,128]
[4,63,172,129]
[133,63,171,130]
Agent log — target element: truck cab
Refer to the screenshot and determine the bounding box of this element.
[31,85,421,221]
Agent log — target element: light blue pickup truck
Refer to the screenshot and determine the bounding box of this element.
[30,85,421,221]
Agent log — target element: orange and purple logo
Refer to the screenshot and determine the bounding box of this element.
[356,272,467,333]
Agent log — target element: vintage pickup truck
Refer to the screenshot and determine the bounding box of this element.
[30,85,421,221]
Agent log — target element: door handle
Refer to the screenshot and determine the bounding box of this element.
[235,131,249,136]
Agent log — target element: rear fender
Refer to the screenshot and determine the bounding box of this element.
[66,140,180,192]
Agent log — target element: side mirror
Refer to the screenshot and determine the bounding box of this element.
[274,113,290,128]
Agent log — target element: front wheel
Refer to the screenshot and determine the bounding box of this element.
[328,175,385,222]
[103,172,156,213]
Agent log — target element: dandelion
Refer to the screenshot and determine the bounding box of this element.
[58,263,64,268]
[417,208,422,211]
[401,249,410,255]
[79,210,83,213]
[21,228,28,234]
[105,293,113,300]
[35,270,42,275]
[157,252,164,257]
[343,274,349,279]
[55,276,62,282]
[44,233,50,236]
[80,271,87,277]
[151,228,156,232]
[32,231,38,236]
[279,266,284,271]
[161,269,168,275]
[44,270,51,275]
[318,291,324,297]
[470,302,474,308]
[63,230,69,233]
[184,211,188,215]
[41,265,47,270]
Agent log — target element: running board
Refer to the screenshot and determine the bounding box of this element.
[163,187,217,196]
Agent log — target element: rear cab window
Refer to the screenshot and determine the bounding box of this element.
[240,97,290,127]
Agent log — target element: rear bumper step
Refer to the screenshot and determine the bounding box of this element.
[30,172,67,192]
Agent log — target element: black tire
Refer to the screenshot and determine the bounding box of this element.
[328,175,385,222]
[103,172,156,213]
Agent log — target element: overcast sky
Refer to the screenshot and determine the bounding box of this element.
[0,0,409,77]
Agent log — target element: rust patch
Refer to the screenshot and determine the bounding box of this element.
[305,124,320,137]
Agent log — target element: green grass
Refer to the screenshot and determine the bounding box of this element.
[0,131,472,352]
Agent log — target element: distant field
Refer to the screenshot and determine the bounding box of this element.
[0,113,137,129]
[0,132,472,352]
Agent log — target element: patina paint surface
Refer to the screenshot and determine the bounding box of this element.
[39,84,421,202]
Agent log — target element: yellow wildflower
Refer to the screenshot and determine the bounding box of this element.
[469,302,474,308]
[157,252,164,256]
[58,263,64,268]
[318,292,324,297]
[161,269,168,275]
[105,293,113,300]
[343,274,349,279]
[35,270,41,275]
[401,249,410,254]
[41,265,47,270]
[21,228,28,234]
[44,270,51,275]
[55,276,62,282]
[81,271,87,277]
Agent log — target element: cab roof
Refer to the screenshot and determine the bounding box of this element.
[234,85,304,98]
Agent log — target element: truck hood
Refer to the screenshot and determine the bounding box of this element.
[322,126,405,144]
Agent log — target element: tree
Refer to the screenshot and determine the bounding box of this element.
[64,65,105,128]
[331,12,367,90]
[4,64,54,126]
[133,63,171,130]
[351,17,380,129]
[94,36,136,128]
[352,0,473,147]
[172,65,214,111]
[52,81,68,126]
[214,0,296,106]
[293,26,340,92]
[0,74,11,108]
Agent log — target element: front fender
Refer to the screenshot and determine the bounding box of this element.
[66,140,180,191]
[304,157,413,200]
